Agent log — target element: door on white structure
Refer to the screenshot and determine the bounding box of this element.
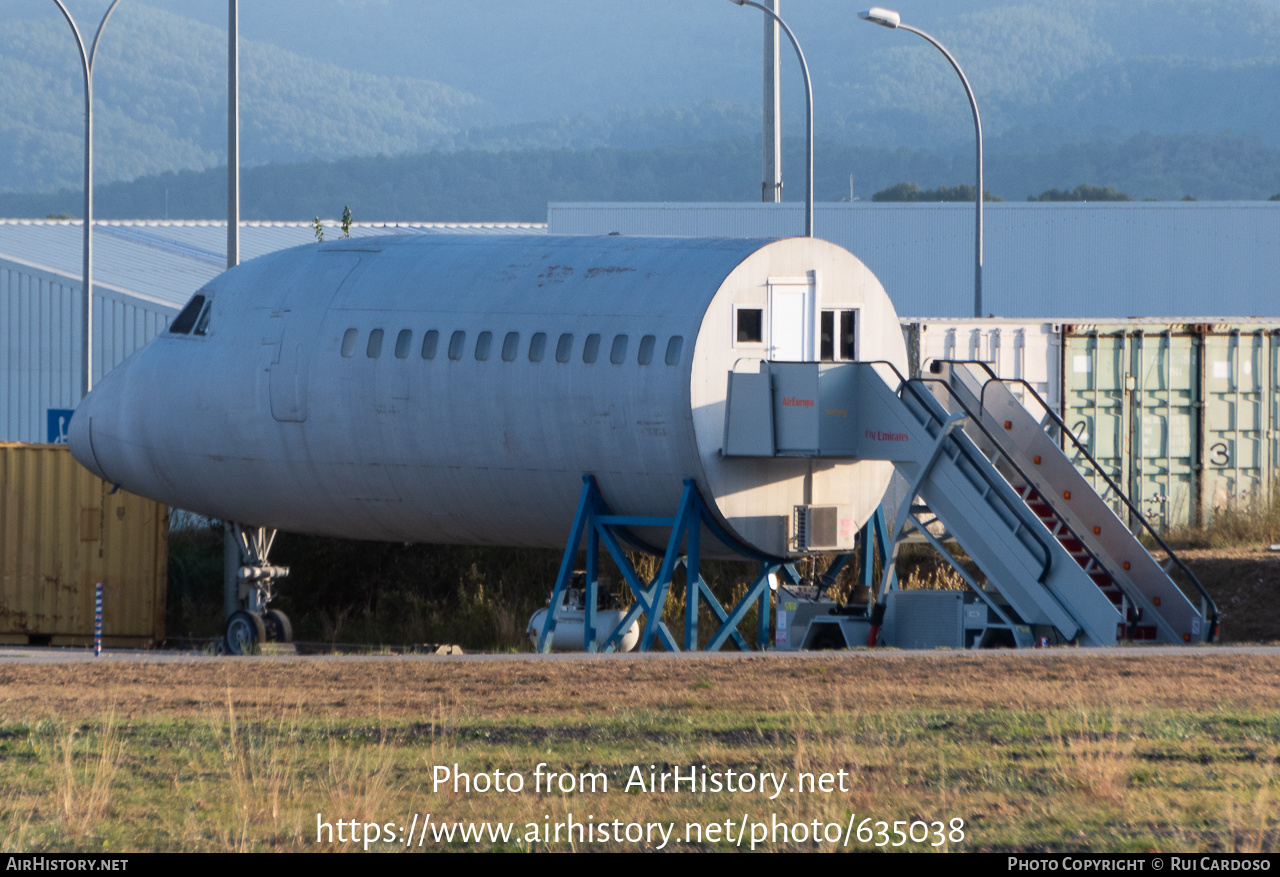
[768,276,813,362]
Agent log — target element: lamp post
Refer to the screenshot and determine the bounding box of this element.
[228,0,240,270]
[859,7,984,317]
[729,0,814,237]
[762,1,781,204]
[52,0,123,398]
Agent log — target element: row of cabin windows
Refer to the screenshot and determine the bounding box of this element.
[340,328,684,367]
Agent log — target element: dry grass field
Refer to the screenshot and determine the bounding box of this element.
[2,650,1278,853]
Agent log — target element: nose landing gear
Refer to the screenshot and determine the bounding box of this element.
[222,524,292,655]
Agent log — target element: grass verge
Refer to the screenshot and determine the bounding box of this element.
[1,653,1278,852]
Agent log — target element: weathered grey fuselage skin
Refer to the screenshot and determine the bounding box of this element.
[70,234,907,558]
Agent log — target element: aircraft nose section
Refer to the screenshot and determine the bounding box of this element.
[69,378,116,483]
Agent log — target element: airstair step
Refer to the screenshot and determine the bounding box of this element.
[1129,624,1158,641]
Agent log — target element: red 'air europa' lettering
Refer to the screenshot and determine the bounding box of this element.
[865,429,908,442]
[782,397,814,408]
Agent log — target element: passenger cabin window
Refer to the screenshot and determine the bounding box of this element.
[421,330,439,360]
[665,336,684,366]
[820,310,857,362]
[736,308,763,344]
[448,330,466,361]
[502,332,519,362]
[610,334,628,364]
[528,332,547,362]
[475,331,493,361]
[394,329,413,359]
[366,329,384,358]
[582,333,601,364]
[341,328,358,357]
[168,294,206,335]
[555,333,574,363]
[637,334,656,365]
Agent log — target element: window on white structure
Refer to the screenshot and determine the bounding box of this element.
[736,308,763,344]
[820,310,857,362]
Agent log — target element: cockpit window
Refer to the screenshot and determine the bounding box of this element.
[168,294,206,335]
[192,301,213,336]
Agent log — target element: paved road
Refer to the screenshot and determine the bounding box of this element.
[1,644,1277,663]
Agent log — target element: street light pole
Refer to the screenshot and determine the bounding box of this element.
[228,0,240,270]
[52,0,123,398]
[859,7,984,317]
[729,0,814,237]
[762,0,782,204]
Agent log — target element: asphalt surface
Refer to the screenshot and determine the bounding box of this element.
[2,644,1278,663]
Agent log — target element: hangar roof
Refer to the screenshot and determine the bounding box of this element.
[0,219,546,307]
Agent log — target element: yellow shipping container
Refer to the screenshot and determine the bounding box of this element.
[0,443,166,647]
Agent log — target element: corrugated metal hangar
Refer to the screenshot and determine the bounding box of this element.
[548,201,1280,319]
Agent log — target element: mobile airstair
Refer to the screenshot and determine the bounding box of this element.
[723,359,1218,647]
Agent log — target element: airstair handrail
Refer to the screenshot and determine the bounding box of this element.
[908,377,1057,584]
[862,360,1056,584]
[936,359,1219,634]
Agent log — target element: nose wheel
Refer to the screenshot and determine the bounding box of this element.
[262,608,293,644]
[223,524,293,655]
[224,610,266,655]
[223,608,294,654]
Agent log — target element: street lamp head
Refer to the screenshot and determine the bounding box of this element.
[859,7,902,28]
[728,0,747,5]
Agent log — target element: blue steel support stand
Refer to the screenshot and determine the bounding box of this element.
[862,505,897,592]
[538,475,799,653]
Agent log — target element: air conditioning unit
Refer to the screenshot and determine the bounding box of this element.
[793,505,839,551]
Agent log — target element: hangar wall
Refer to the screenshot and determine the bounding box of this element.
[1,256,176,444]
[548,201,1280,320]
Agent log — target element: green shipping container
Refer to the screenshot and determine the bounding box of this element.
[1063,322,1279,531]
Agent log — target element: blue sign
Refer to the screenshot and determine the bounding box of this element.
[47,409,75,444]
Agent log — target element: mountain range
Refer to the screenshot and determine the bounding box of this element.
[3,0,1280,207]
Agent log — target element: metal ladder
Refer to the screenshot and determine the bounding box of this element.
[925,360,1217,644]
[852,362,1126,645]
